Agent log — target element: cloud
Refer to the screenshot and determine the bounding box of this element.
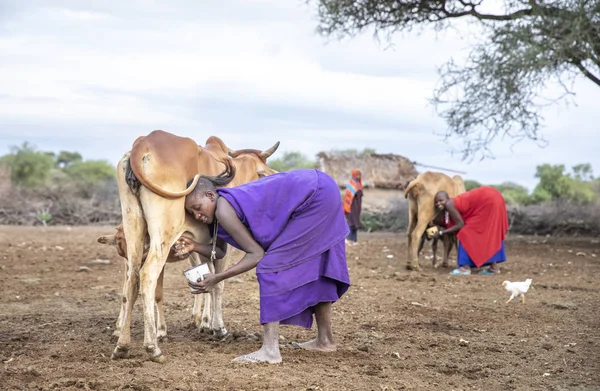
[0,0,598,192]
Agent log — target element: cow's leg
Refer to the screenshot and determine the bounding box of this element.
[441,236,453,268]
[408,219,428,270]
[138,191,185,363]
[156,267,167,341]
[138,244,169,363]
[431,237,439,267]
[406,199,418,269]
[112,156,145,360]
[210,253,229,337]
[186,253,207,331]
[98,232,127,338]
[198,258,215,333]
[417,234,425,257]
[113,262,128,338]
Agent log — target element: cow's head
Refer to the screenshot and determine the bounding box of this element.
[97,224,153,261]
[97,224,128,258]
[227,141,280,179]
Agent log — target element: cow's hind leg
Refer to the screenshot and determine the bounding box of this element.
[156,267,167,341]
[210,254,229,338]
[408,219,428,271]
[199,258,215,333]
[188,254,213,333]
[138,192,185,363]
[112,156,145,360]
[441,236,454,268]
[406,198,419,270]
[113,262,128,339]
[431,237,439,268]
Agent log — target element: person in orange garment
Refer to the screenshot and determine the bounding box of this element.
[342,169,363,246]
[433,186,509,275]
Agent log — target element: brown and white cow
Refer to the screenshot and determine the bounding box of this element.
[405,171,466,270]
[110,130,278,363]
[98,139,278,342]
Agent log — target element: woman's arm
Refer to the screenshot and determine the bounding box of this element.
[175,236,227,259]
[194,237,228,259]
[214,197,265,279]
[440,200,465,236]
[189,197,265,294]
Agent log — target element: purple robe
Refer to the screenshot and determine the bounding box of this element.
[210,169,350,327]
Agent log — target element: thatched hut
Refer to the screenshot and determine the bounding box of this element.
[317,151,418,190]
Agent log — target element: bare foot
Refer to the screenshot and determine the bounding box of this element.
[233,348,281,364]
[291,339,336,352]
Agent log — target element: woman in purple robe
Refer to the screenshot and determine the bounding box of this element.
[177,168,351,364]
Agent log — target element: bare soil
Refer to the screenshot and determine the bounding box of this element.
[1,226,599,391]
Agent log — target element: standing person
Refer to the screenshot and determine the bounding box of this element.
[433,186,509,275]
[177,168,351,364]
[343,169,363,246]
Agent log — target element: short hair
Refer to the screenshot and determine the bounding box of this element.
[188,177,216,198]
[435,190,449,199]
[186,160,237,197]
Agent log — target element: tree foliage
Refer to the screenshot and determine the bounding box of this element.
[312,0,600,159]
[0,143,116,190]
[532,163,595,204]
[492,181,531,205]
[56,151,83,168]
[463,179,482,191]
[0,142,55,188]
[269,151,317,172]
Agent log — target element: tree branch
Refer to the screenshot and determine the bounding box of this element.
[572,61,600,87]
[467,7,533,21]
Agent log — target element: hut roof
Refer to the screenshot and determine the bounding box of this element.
[317,151,418,189]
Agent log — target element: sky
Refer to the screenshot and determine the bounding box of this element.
[0,0,598,191]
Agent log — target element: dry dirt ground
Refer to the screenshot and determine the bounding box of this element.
[1,226,599,391]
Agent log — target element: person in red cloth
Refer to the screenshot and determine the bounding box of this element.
[434,186,509,275]
[343,169,363,246]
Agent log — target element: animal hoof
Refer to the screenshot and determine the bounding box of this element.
[213,328,229,338]
[111,346,130,360]
[150,353,166,363]
[158,335,169,342]
[198,325,212,334]
[145,345,166,363]
[406,263,421,271]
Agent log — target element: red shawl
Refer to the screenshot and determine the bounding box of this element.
[446,186,508,267]
[343,169,363,214]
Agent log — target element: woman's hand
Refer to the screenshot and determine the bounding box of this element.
[174,236,197,258]
[188,273,221,294]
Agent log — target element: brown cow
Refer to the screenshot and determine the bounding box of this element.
[405,171,466,270]
[98,140,279,341]
[111,131,278,363]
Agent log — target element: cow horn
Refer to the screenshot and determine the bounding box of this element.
[228,148,240,158]
[260,141,280,159]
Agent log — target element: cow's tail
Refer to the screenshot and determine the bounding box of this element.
[127,154,236,199]
[404,179,421,199]
[124,157,141,195]
[128,154,201,199]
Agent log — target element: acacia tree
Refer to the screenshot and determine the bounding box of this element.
[312,0,600,159]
